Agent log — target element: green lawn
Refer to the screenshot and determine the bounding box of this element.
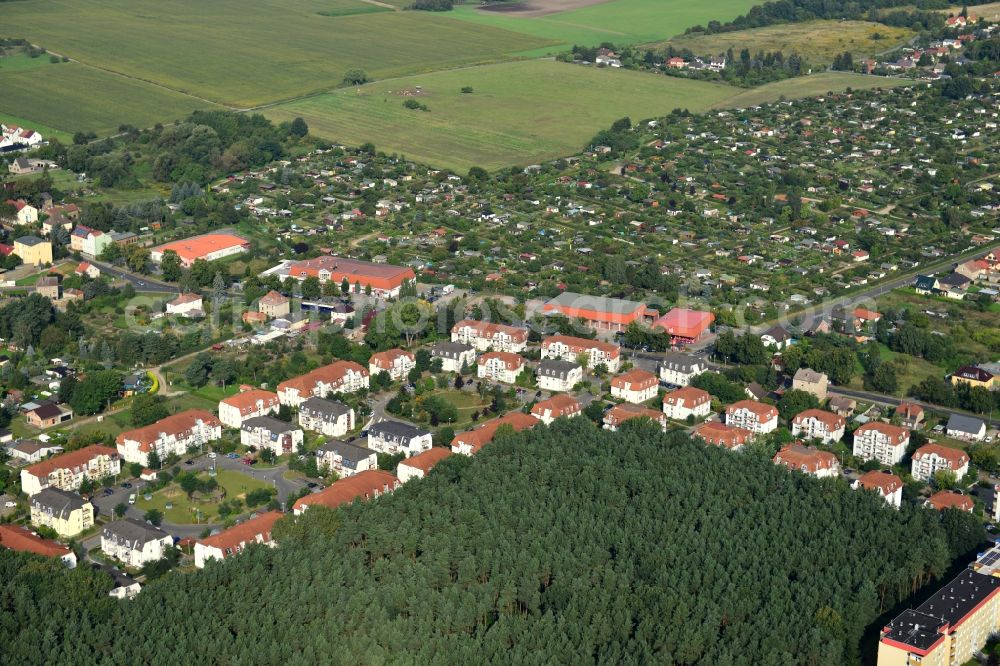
[266,59,736,171]
[136,469,271,524]
[0,0,552,109]
[447,0,759,53]
[709,72,908,109]
[424,388,490,427]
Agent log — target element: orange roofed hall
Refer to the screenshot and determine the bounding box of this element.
[542,292,656,332]
[150,233,249,267]
[279,255,415,298]
[652,308,715,345]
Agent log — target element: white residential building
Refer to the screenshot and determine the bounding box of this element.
[451,320,529,352]
[115,410,222,467]
[101,519,172,568]
[661,387,711,421]
[477,352,525,384]
[853,470,903,508]
[276,361,369,407]
[610,369,659,404]
[240,416,304,457]
[724,400,779,434]
[790,409,846,444]
[658,352,705,386]
[852,422,910,466]
[912,443,970,482]
[194,511,282,569]
[367,420,432,457]
[540,335,621,373]
[368,348,415,381]
[218,389,280,429]
[430,341,476,373]
[298,397,354,438]
[535,359,582,393]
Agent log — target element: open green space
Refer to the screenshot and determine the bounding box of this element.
[266,59,736,171]
[661,20,914,66]
[709,71,908,109]
[0,62,222,136]
[0,0,552,108]
[447,0,758,53]
[135,469,271,524]
[424,388,489,426]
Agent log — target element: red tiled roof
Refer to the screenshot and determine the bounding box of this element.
[259,290,288,306]
[693,422,753,448]
[197,511,282,552]
[451,412,540,453]
[0,524,71,558]
[541,335,619,358]
[285,256,414,291]
[116,410,221,452]
[662,386,710,409]
[726,400,778,420]
[853,307,881,321]
[773,442,838,473]
[399,447,452,474]
[370,348,415,370]
[277,361,368,396]
[914,443,968,468]
[169,293,202,306]
[604,403,665,428]
[531,394,581,419]
[927,491,974,512]
[220,389,279,415]
[855,421,910,445]
[652,308,715,339]
[611,368,658,391]
[293,470,398,512]
[856,470,902,496]
[452,320,528,343]
[895,402,924,420]
[23,444,118,480]
[791,408,845,431]
[477,351,525,369]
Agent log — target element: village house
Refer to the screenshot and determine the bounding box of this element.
[911,443,970,482]
[34,276,61,301]
[165,293,204,317]
[451,412,540,455]
[7,199,38,225]
[725,400,779,434]
[661,387,711,421]
[535,359,582,393]
[101,519,172,568]
[194,511,283,568]
[951,365,996,390]
[925,490,975,513]
[852,422,911,466]
[276,360,369,407]
[658,352,706,386]
[946,414,987,442]
[218,389,280,428]
[791,368,829,400]
[477,351,526,384]
[430,341,476,373]
[30,488,94,538]
[894,402,925,429]
[828,396,857,417]
[603,403,667,432]
[4,439,62,464]
[772,442,839,478]
[240,416,304,457]
[852,470,903,508]
[69,225,112,257]
[367,420,432,457]
[610,368,659,404]
[25,402,73,428]
[451,320,529,353]
[258,290,290,319]
[13,236,52,266]
[540,335,621,372]
[530,394,582,425]
[298,397,354,438]
[116,410,222,466]
[75,261,100,279]
[368,348,416,381]
[316,439,378,477]
[396,447,453,483]
[760,326,792,349]
[0,524,76,568]
[693,422,754,450]
[790,409,846,444]
[292,470,399,515]
[20,445,121,496]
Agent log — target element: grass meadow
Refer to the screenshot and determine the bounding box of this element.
[709,72,909,109]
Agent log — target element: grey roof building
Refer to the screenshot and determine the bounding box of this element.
[431,341,475,360]
[946,413,986,439]
[31,487,87,519]
[368,420,429,442]
[536,359,580,380]
[101,518,169,548]
[660,352,703,374]
[241,415,298,435]
[316,439,377,473]
[300,397,352,421]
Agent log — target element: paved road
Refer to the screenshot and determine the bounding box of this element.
[90,259,179,294]
[827,386,1000,430]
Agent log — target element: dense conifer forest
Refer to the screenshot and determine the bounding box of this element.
[0,419,982,665]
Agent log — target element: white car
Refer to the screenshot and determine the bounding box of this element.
[128,494,136,505]
[208,452,217,459]
[3,501,15,508]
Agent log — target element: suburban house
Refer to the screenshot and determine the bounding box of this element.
[258,290,290,319]
[790,409,846,444]
[828,396,856,417]
[603,403,667,432]
[276,361,369,407]
[368,348,416,381]
[277,255,415,298]
[610,368,659,404]
[540,335,621,372]
[292,470,399,515]
[946,414,987,441]
[166,293,204,317]
[652,308,715,345]
[75,261,101,279]
[30,488,94,538]
[5,439,62,464]
[367,420,432,457]
[911,443,970,482]
[661,387,711,421]
[316,439,378,477]
[430,341,476,373]
[894,402,925,429]
[530,394,582,425]
[772,442,839,478]
[542,292,655,333]
[101,519,172,568]
[69,225,112,257]
[150,233,249,267]
[658,352,706,386]
[760,326,792,349]
[926,490,975,513]
[13,236,52,266]
[535,359,583,392]
[692,422,754,450]
[20,444,121,496]
[240,416,304,456]
[25,402,73,428]
[852,422,911,466]
[194,510,282,568]
[116,410,223,466]
[397,447,453,483]
[791,368,829,400]
[298,397,354,438]
[852,470,903,508]
[451,412,540,455]
[0,524,76,568]
[8,200,38,225]
[35,276,61,301]
[218,389,280,428]
[477,351,526,384]
[451,320,529,352]
[725,400,779,434]
[951,365,997,390]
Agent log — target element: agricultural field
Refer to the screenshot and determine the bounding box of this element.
[0,60,222,136]
[0,0,552,108]
[942,2,1000,21]
[661,20,915,65]
[266,59,736,171]
[447,0,759,53]
[709,71,909,109]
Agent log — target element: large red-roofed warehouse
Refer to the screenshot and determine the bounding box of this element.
[151,233,249,267]
[653,308,715,345]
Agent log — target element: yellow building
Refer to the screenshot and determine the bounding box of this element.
[878,568,1000,666]
[29,487,94,538]
[13,235,53,267]
[950,365,997,390]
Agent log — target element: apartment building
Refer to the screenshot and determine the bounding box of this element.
[277,361,369,407]
[101,519,172,568]
[852,470,903,508]
[218,389,280,428]
[724,400,779,434]
[535,359,582,393]
[368,348,416,381]
[240,416,304,457]
[116,410,222,466]
[603,403,667,432]
[450,320,529,353]
[912,443,970,482]
[20,445,121,496]
[430,341,476,373]
[530,394,582,425]
[451,412,540,455]
[852,422,911,466]
[316,439,378,478]
[30,488,94,538]
[0,524,76,568]
[772,443,839,478]
[658,352,705,387]
[298,397,354,438]
[194,511,282,568]
[692,422,754,451]
[790,409,846,444]
[397,448,453,483]
[477,351,526,384]
[292,470,399,515]
[661,387,711,421]
[610,368,659,404]
[540,335,621,373]
[926,490,975,513]
[367,420,432,457]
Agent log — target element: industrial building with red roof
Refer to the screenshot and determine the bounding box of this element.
[151,233,249,267]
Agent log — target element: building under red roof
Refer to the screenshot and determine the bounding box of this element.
[23,445,119,482]
[151,233,249,267]
[0,524,72,560]
[293,470,399,514]
[531,394,582,421]
[282,255,415,296]
[451,412,540,454]
[197,511,283,553]
[652,308,715,344]
[693,421,753,449]
[926,491,974,513]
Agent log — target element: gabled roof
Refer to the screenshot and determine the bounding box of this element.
[399,447,452,474]
[220,389,279,415]
[926,491,974,512]
[541,335,619,357]
[197,511,282,552]
[0,524,71,558]
[662,387,710,409]
[791,408,844,430]
[452,319,529,343]
[24,444,118,480]
[451,411,539,453]
[116,410,221,451]
[611,368,658,391]
[293,470,398,512]
[913,443,969,466]
[855,470,902,496]
[693,422,753,448]
[277,360,368,396]
[726,400,778,420]
[531,394,581,419]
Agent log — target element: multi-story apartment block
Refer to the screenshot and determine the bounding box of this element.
[772,443,839,478]
[610,368,659,404]
[451,320,528,353]
[477,351,526,384]
[852,422,911,466]
[30,488,94,538]
[397,448,453,483]
[790,409,846,444]
[101,519,172,568]
[298,397,354,438]
[430,341,476,373]
[276,361,369,407]
[316,439,378,478]
[451,412,540,455]
[658,352,706,387]
[603,404,667,432]
[218,389,280,429]
[195,511,282,568]
[911,443,969,482]
[540,335,621,373]
[240,416,304,457]
[724,400,779,434]
[693,422,755,451]
[20,445,121,496]
[293,470,399,515]
[368,348,416,381]
[852,470,903,508]
[530,394,582,425]
[661,387,711,421]
[367,420,432,457]
[116,410,222,467]
[535,359,582,393]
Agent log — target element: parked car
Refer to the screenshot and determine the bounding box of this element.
[103,488,114,496]
[120,482,132,489]
[184,459,194,465]
[208,452,217,459]
[128,494,136,505]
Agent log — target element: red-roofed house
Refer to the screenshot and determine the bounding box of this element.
[20,445,121,496]
[926,490,974,513]
[853,422,911,466]
[530,394,582,425]
[451,412,540,455]
[218,389,280,428]
[662,387,711,420]
[790,409,846,444]
[75,262,100,279]
[853,470,903,508]
[611,368,659,404]
[277,361,369,407]
[895,402,925,429]
[725,400,778,434]
[693,422,754,450]
[912,443,969,482]
[194,511,283,568]
[541,335,621,372]
[477,352,526,384]
[258,290,290,319]
[451,320,528,353]
[397,448,453,483]
[603,403,667,432]
[166,293,204,316]
[652,308,715,345]
[369,348,416,381]
[773,442,839,478]
[116,410,222,466]
[292,470,399,515]
[0,524,76,567]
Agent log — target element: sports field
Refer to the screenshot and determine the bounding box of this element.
[710,72,908,109]
[266,60,736,171]
[0,0,553,107]
[662,21,914,66]
[447,0,758,53]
